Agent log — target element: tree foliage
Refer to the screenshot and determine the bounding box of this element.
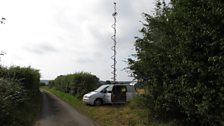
[0,66,40,95]
[50,72,99,98]
[0,79,27,126]
[0,66,41,126]
[129,0,224,125]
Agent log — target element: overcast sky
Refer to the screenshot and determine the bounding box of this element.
[0,0,156,81]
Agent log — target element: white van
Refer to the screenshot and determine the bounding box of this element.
[82,84,136,106]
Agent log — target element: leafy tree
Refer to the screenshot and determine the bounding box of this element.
[52,72,99,98]
[0,79,27,126]
[0,66,40,95]
[129,0,224,125]
[105,80,112,84]
[0,66,41,126]
[39,82,46,86]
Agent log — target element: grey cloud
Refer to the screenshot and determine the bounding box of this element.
[24,42,60,55]
[88,21,137,51]
[53,6,87,37]
[75,51,106,63]
[76,58,94,64]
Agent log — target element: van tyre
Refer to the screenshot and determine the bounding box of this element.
[94,98,103,106]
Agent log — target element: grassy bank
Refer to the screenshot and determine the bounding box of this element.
[41,86,176,126]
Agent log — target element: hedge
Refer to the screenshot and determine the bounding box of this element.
[49,72,99,98]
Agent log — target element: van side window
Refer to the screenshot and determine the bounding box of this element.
[100,86,108,93]
[106,86,113,93]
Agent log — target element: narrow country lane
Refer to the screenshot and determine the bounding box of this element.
[35,91,97,126]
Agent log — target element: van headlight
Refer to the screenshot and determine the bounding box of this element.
[84,95,91,99]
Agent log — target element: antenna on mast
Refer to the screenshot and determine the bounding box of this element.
[111,2,117,84]
[0,17,6,24]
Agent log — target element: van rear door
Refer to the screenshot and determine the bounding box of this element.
[111,85,127,103]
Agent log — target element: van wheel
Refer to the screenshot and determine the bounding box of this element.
[94,98,103,106]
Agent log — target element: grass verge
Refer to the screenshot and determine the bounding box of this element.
[41,86,177,126]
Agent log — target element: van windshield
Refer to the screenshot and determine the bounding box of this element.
[94,85,109,92]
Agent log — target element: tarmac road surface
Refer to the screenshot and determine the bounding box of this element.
[35,91,97,126]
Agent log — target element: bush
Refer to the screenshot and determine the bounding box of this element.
[0,66,41,126]
[0,66,40,95]
[39,82,46,86]
[0,79,27,126]
[51,72,99,98]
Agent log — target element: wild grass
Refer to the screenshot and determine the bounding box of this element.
[41,86,177,126]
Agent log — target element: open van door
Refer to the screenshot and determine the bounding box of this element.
[111,85,127,103]
[103,86,113,104]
